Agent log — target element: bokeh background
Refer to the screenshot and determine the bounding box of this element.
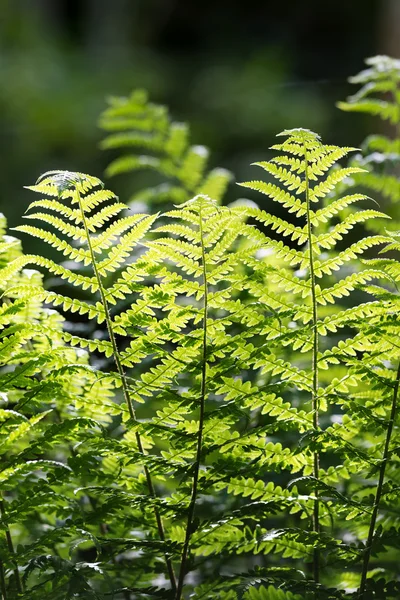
[1,0,399,249]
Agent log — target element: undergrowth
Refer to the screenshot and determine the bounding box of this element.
[0,56,399,600]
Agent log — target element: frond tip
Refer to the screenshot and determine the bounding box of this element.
[277,127,321,140]
[27,170,104,199]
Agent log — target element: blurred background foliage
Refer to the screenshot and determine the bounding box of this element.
[0,0,399,250]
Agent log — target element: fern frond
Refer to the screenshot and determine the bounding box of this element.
[99,89,232,207]
[22,211,86,240]
[338,55,400,236]
[308,167,365,201]
[239,180,307,218]
[2,254,97,291]
[234,205,308,244]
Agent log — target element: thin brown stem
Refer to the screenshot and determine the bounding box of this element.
[358,360,400,599]
[175,202,208,600]
[76,189,176,591]
[303,137,320,585]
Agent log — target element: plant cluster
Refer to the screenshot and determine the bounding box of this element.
[0,56,400,600]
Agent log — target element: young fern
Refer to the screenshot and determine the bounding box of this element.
[132,130,390,597]
[14,177,311,595]
[143,196,305,597]
[337,57,400,595]
[245,129,324,582]
[99,89,232,207]
[125,195,278,595]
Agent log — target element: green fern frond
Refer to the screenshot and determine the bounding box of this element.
[338,56,400,123]
[312,236,387,277]
[338,55,400,237]
[310,193,370,225]
[99,89,232,207]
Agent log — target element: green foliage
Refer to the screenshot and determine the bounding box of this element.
[99,89,232,207]
[338,55,400,231]
[0,211,115,599]
[1,75,400,600]
[244,586,302,600]
[338,60,400,596]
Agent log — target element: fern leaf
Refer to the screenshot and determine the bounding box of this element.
[99,89,231,208]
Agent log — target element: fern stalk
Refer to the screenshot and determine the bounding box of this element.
[358,359,400,599]
[303,139,320,584]
[0,500,22,594]
[75,188,177,591]
[175,203,208,599]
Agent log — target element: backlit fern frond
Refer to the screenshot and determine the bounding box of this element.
[335,230,400,599]
[108,193,324,595]
[16,170,180,592]
[0,212,117,598]
[235,128,392,592]
[338,55,400,124]
[99,89,232,207]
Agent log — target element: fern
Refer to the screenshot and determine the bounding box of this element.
[336,230,400,599]
[336,57,400,596]
[14,170,180,592]
[0,212,118,598]
[10,169,313,595]
[237,128,392,593]
[4,82,400,598]
[99,89,232,207]
[338,55,400,231]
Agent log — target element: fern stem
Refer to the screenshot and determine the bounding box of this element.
[303,138,320,584]
[76,189,177,592]
[358,359,400,599]
[175,203,208,600]
[0,501,22,594]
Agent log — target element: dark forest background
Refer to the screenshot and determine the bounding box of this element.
[1,0,399,251]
